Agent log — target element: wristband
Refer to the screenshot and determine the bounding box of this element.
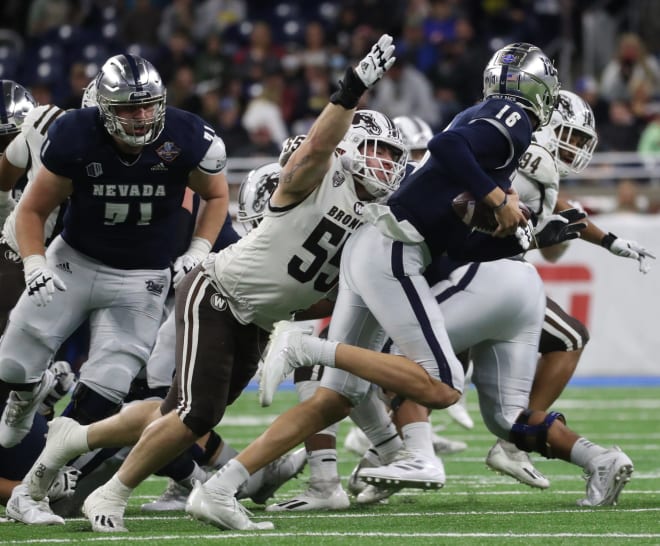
[492,194,508,211]
[186,237,212,262]
[601,232,617,249]
[329,67,367,109]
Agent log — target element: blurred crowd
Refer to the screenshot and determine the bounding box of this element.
[1,0,660,209]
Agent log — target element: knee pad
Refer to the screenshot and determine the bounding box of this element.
[61,382,122,425]
[509,409,566,458]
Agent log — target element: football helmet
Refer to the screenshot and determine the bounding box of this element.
[81,78,98,108]
[483,42,560,127]
[0,80,37,150]
[95,54,166,147]
[237,162,281,231]
[392,115,433,153]
[336,110,408,199]
[541,90,598,175]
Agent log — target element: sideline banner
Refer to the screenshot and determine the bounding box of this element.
[526,213,660,377]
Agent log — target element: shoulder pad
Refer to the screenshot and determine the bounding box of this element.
[198,135,227,174]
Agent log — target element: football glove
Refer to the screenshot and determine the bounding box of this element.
[532,208,587,248]
[47,466,80,502]
[354,33,396,89]
[330,34,396,109]
[23,255,67,307]
[0,190,16,226]
[172,237,212,289]
[602,233,656,274]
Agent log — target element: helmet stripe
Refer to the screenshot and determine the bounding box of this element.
[498,65,508,96]
[123,54,144,91]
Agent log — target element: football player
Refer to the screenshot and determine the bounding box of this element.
[179,43,631,530]
[22,35,410,532]
[485,89,654,487]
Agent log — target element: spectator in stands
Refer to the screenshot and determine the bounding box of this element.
[574,75,609,125]
[192,0,246,43]
[166,64,201,114]
[194,33,233,85]
[158,0,195,46]
[233,21,285,91]
[122,0,161,47]
[215,96,250,155]
[616,178,648,213]
[61,61,93,111]
[600,33,660,102]
[598,100,645,152]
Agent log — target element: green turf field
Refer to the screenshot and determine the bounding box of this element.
[1,386,659,545]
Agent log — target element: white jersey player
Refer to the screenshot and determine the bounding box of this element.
[22,35,410,532]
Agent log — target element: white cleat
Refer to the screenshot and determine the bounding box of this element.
[344,426,371,457]
[432,433,467,455]
[247,447,307,504]
[577,446,633,507]
[27,417,88,501]
[5,484,64,525]
[186,480,274,531]
[266,479,349,511]
[358,449,445,490]
[356,484,397,505]
[82,484,128,532]
[486,439,550,489]
[0,370,56,448]
[259,321,314,407]
[446,398,474,430]
[141,478,189,512]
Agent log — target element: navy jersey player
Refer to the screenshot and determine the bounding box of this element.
[0,54,229,449]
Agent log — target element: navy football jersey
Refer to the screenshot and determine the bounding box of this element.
[387,97,533,259]
[41,107,218,269]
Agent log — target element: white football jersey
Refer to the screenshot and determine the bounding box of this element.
[2,104,66,251]
[208,155,368,331]
[512,141,559,220]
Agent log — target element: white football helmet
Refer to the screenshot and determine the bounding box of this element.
[541,90,598,176]
[336,110,408,199]
[483,42,560,127]
[0,80,37,151]
[81,78,98,108]
[95,54,166,147]
[392,115,433,153]
[237,162,281,231]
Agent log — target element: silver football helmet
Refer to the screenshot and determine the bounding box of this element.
[237,162,281,231]
[95,54,166,147]
[392,115,433,153]
[336,110,408,199]
[483,42,560,127]
[81,78,98,108]
[544,90,598,175]
[0,80,36,152]
[0,80,37,136]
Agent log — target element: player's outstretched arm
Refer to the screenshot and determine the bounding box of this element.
[275,34,396,206]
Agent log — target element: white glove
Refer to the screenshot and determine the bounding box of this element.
[0,190,16,226]
[172,237,212,289]
[607,236,656,274]
[515,224,533,251]
[23,254,67,307]
[354,34,396,88]
[47,466,80,502]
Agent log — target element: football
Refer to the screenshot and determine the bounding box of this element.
[452,191,531,233]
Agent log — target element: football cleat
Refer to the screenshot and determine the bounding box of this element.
[446,396,474,430]
[486,439,550,489]
[265,479,350,511]
[0,370,56,448]
[577,446,633,507]
[186,480,274,531]
[356,484,397,504]
[259,321,315,407]
[247,447,307,504]
[141,478,189,512]
[358,449,445,490]
[5,484,64,525]
[347,448,381,497]
[82,484,128,532]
